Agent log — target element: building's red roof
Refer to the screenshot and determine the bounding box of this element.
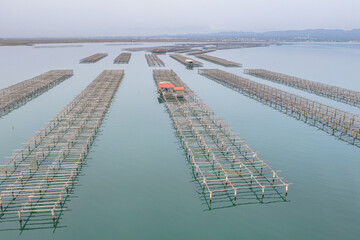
[157,82,175,89]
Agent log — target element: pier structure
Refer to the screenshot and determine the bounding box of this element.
[196,54,242,67]
[0,70,124,226]
[114,53,131,64]
[0,70,73,118]
[199,69,360,146]
[153,70,288,208]
[145,54,165,67]
[80,53,108,63]
[169,54,203,67]
[244,69,360,107]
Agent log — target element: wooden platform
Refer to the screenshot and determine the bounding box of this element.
[114,53,131,64]
[169,54,203,67]
[0,70,73,118]
[80,53,108,63]
[196,54,242,67]
[145,54,165,67]
[199,69,360,146]
[244,69,360,107]
[0,70,124,228]
[186,49,216,55]
[153,69,288,209]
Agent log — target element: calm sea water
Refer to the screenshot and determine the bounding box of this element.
[0,42,359,239]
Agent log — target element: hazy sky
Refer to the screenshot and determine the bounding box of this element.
[1,0,359,37]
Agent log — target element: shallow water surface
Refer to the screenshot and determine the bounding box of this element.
[0,42,359,239]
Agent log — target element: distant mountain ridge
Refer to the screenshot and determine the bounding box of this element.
[151,29,360,41]
[2,29,360,44]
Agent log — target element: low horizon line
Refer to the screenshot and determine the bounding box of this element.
[2,27,360,39]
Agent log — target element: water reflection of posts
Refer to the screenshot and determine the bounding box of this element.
[0,70,124,230]
[200,69,360,147]
[245,69,360,107]
[153,70,289,210]
[0,70,73,118]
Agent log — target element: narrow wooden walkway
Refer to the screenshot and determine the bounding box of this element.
[0,70,73,118]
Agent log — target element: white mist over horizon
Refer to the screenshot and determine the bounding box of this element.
[1,0,360,38]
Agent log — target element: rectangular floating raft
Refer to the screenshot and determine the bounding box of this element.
[196,54,242,67]
[145,54,165,67]
[244,68,360,107]
[199,69,360,146]
[0,70,73,118]
[186,49,216,55]
[0,70,124,228]
[80,53,108,63]
[153,69,288,208]
[114,53,131,64]
[169,54,203,67]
